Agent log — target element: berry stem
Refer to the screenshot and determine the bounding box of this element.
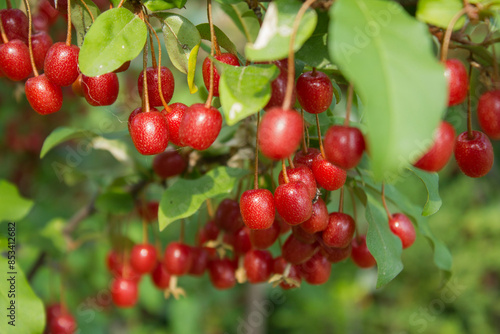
[145,19,172,113]
[254,112,260,190]
[0,20,7,44]
[282,0,316,111]
[66,0,72,46]
[338,187,344,213]
[117,0,125,8]
[381,183,392,219]
[78,0,95,23]
[315,114,326,158]
[142,219,148,244]
[149,29,157,69]
[141,20,150,112]
[205,0,216,109]
[440,8,468,63]
[467,59,473,139]
[6,0,11,9]
[281,159,289,184]
[22,0,38,76]
[301,109,308,153]
[206,199,214,218]
[287,156,295,169]
[344,83,353,127]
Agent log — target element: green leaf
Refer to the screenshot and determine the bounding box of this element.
[79,8,147,76]
[40,218,67,253]
[245,0,318,61]
[0,180,33,222]
[416,0,466,30]
[158,13,201,94]
[196,23,238,55]
[364,192,404,288]
[330,0,447,180]
[219,64,280,125]
[295,10,333,69]
[40,127,97,158]
[70,0,100,47]
[219,3,260,43]
[0,256,45,334]
[159,167,248,230]
[96,190,134,214]
[143,0,187,11]
[407,166,442,216]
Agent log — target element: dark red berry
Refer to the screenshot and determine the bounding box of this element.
[196,220,220,246]
[137,201,159,223]
[224,226,252,256]
[292,225,316,244]
[445,59,468,107]
[0,40,31,81]
[249,219,280,249]
[215,198,244,233]
[0,9,28,44]
[179,103,222,151]
[296,70,333,114]
[31,31,53,70]
[82,72,119,106]
[137,66,175,106]
[454,130,494,178]
[162,102,188,147]
[351,236,376,268]
[258,107,303,160]
[188,246,209,276]
[265,63,296,110]
[388,213,416,249]
[322,212,356,249]
[278,164,317,200]
[274,182,312,226]
[25,74,63,115]
[321,244,352,263]
[44,42,79,87]
[202,53,240,97]
[293,147,321,170]
[129,108,169,155]
[153,150,187,179]
[414,121,456,172]
[311,154,347,191]
[299,252,331,285]
[164,242,193,276]
[273,256,302,290]
[240,189,275,230]
[151,261,171,289]
[300,198,329,234]
[281,234,318,265]
[478,89,500,139]
[324,125,366,170]
[208,258,236,290]
[244,249,273,283]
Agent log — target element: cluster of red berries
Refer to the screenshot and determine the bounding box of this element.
[444,59,496,178]
[44,303,77,334]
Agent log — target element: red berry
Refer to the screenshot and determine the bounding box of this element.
[31,31,53,70]
[111,277,138,308]
[137,201,159,223]
[249,219,280,249]
[244,249,273,283]
[265,63,296,110]
[278,164,317,200]
[258,107,303,160]
[478,89,500,139]
[292,225,316,244]
[25,74,63,115]
[82,72,119,106]
[46,303,63,324]
[39,0,60,25]
[414,121,456,172]
[299,252,331,285]
[129,108,169,155]
[49,313,77,334]
[44,42,80,87]
[281,234,318,265]
[208,258,236,289]
[324,125,366,169]
[164,242,192,276]
[153,150,187,179]
[274,182,312,225]
[179,103,222,150]
[0,40,31,81]
[188,246,209,276]
[240,189,275,230]
[130,244,157,274]
[300,198,329,234]
[388,213,416,249]
[48,0,69,13]
[163,102,188,147]
[321,244,352,263]
[445,59,468,107]
[0,9,28,44]
[272,256,302,290]
[137,66,175,107]
[196,220,220,246]
[151,261,171,289]
[202,53,240,97]
[454,130,494,178]
[114,60,131,73]
[215,198,244,233]
[293,147,321,170]
[296,70,333,114]
[322,212,356,248]
[224,226,252,256]
[311,154,347,191]
[351,236,376,268]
